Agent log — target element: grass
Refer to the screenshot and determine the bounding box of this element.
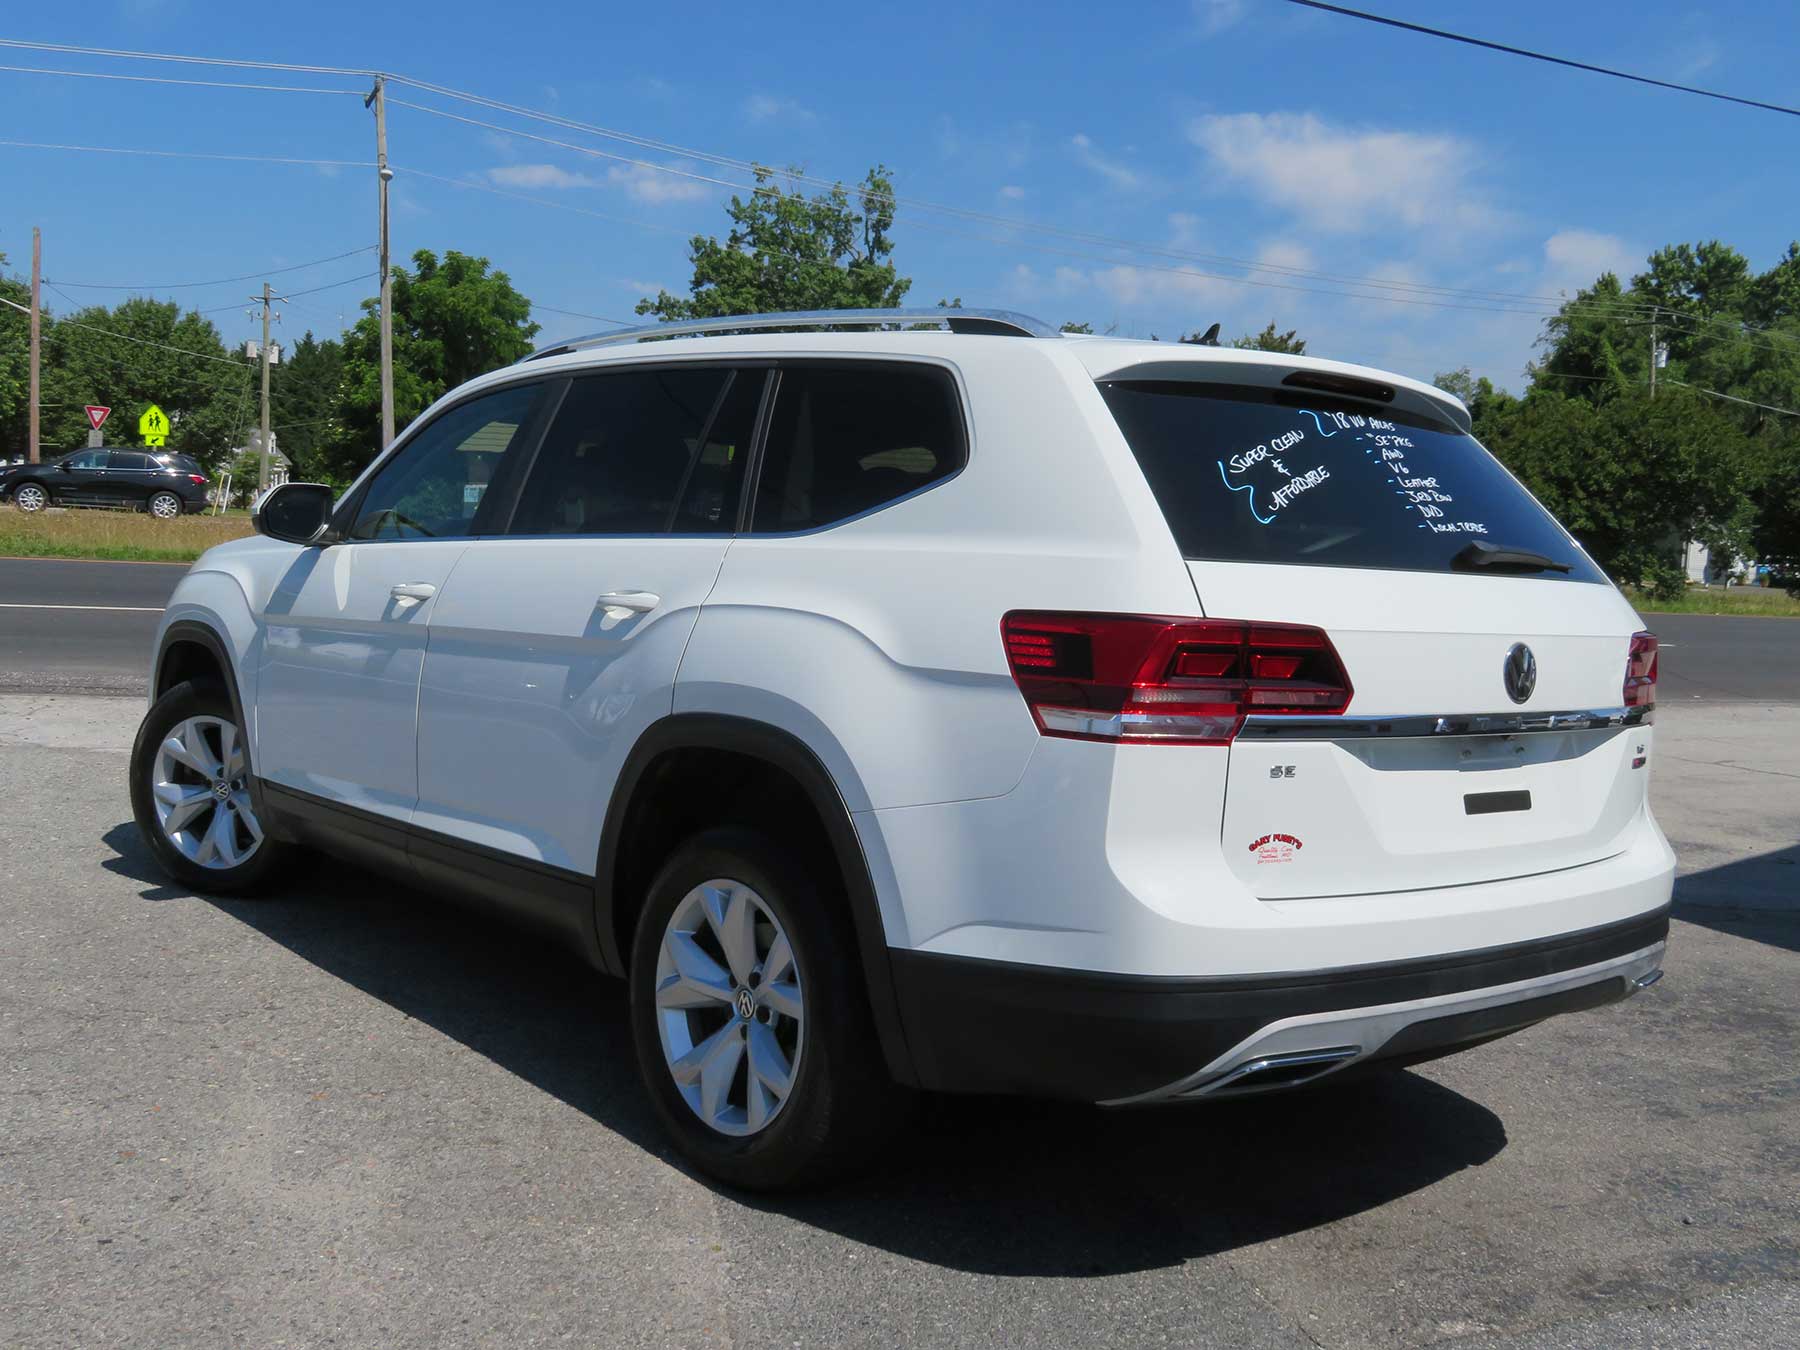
[1623,585,1800,617]
[0,509,256,563]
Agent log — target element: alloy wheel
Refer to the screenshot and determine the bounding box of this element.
[653,879,804,1137]
[150,492,181,519]
[149,715,264,869]
[14,484,46,513]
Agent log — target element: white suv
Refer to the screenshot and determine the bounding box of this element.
[131,309,1673,1189]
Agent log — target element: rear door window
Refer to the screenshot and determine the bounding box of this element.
[107,452,154,472]
[750,363,966,532]
[1099,381,1605,582]
[508,366,757,536]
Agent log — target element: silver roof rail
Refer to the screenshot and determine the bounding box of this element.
[524,307,1061,361]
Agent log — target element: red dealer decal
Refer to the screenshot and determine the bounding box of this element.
[1248,832,1304,864]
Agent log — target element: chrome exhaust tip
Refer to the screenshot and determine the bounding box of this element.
[1186,1045,1360,1098]
[1631,968,1664,990]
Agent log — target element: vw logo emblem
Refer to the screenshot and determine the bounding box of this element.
[1503,643,1537,705]
[212,779,233,802]
[734,988,757,1020]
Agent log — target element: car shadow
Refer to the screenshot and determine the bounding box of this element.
[1672,842,1800,955]
[103,820,1511,1276]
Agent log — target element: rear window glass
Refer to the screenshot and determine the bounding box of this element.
[1099,381,1605,583]
[751,363,965,532]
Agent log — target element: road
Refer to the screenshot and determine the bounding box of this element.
[1,695,1796,1348]
[1,556,1798,702]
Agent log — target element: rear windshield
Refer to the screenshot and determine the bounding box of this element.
[1099,381,1605,583]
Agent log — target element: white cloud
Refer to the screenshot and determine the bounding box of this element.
[1542,229,1641,292]
[1091,263,1231,307]
[745,93,814,122]
[1070,132,1148,191]
[620,278,669,296]
[1193,0,1245,34]
[489,163,602,190]
[1188,111,1485,232]
[998,184,1026,201]
[605,162,714,205]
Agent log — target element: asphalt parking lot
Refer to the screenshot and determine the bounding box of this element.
[1,690,1794,1349]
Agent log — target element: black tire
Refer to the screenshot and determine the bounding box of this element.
[628,825,906,1191]
[147,491,183,520]
[12,480,49,513]
[129,679,289,894]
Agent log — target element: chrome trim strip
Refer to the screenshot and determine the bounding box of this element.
[526,307,1061,360]
[1102,941,1665,1106]
[1237,703,1652,741]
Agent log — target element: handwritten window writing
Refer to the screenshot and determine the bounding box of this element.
[1097,380,1603,582]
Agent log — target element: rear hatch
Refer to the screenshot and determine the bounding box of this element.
[1098,370,1653,900]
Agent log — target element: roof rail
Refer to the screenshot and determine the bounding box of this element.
[524,307,1060,361]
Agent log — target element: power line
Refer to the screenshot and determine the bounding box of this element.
[0,136,371,168]
[1663,379,1800,418]
[0,35,1672,312]
[396,165,693,239]
[0,61,364,94]
[0,37,372,78]
[41,281,255,369]
[47,245,376,292]
[1281,0,1800,118]
[531,303,635,327]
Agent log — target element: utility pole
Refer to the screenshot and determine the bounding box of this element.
[366,75,395,450]
[28,226,41,464]
[1648,307,1657,400]
[251,282,286,490]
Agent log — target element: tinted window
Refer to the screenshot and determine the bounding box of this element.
[107,452,154,471]
[66,451,106,470]
[350,382,543,541]
[751,364,965,532]
[509,367,755,536]
[1099,381,1606,583]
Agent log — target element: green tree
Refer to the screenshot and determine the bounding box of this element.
[39,297,250,468]
[1229,321,1306,354]
[0,252,32,454]
[638,165,909,319]
[1059,321,1094,334]
[327,250,538,481]
[1481,388,1754,595]
[269,331,343,482]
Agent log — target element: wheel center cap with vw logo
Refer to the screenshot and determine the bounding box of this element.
[212,779,233,802]
[1504,643,1537,704]
[734,987,758,1020]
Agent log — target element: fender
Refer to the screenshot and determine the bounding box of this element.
[151,617,278,836]
[595,712,920,1088]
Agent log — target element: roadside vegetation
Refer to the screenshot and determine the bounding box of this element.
[1624,585,1800,617]
[0,510,253,563]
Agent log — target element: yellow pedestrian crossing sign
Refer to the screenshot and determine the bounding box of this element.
[139,404,171,447]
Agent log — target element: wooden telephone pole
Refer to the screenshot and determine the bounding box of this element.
[251,283,287,490]
[366,75,395,450]
[28,226,41,464]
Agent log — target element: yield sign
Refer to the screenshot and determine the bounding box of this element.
[84,405,111,432]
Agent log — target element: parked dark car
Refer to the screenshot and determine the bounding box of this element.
[1,449,209,518]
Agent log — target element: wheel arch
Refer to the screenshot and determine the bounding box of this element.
[152,617,272,831]
[596,712,920,1087]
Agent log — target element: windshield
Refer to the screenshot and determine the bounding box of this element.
[1099,380,1605,583]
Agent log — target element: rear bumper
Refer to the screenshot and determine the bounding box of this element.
[889,904,1669,1102]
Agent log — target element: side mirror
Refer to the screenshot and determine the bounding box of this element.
[252,482,337,545]
[56,460,71,472]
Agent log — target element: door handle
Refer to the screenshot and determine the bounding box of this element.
[390,582,437,604]
[595,590,660,616]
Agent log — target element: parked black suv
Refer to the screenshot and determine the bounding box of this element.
[2,450,209,518]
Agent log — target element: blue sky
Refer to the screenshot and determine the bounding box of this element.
[2,0,1793,392]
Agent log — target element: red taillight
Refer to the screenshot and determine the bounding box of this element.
[189,474,207,485]
[1625,631,1658,708]
[1000,612,1352,745]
